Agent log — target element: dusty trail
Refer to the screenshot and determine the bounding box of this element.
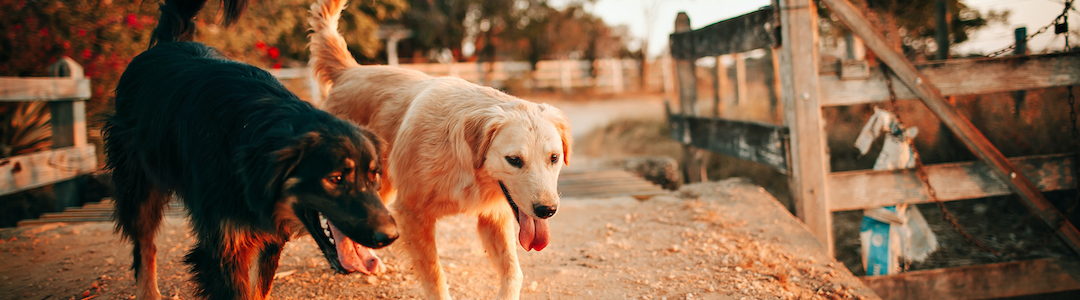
[0,180,875,300]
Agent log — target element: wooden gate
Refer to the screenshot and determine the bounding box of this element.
[667,0,1080,298]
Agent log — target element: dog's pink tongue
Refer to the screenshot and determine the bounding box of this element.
[517,211,550,251]
[327,222,382,275]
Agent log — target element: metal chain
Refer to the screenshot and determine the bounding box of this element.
[988,0,1074,57]
[1061,85,1080,233]
[879,65,1004,256]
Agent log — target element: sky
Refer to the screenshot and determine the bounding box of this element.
[552,0,1076,57]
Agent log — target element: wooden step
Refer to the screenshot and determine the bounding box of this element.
[556,169,667,199]
[18,217,112,226]
[19,200,185,227]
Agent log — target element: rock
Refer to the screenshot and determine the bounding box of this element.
[619,156,682,190]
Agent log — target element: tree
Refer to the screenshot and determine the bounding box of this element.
[817,0,1008,58]
[193,0,406,67]
[388,0,630,67]
[1,0,160,117]
[1,0,407,120]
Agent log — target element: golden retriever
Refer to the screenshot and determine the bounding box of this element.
[307,0,572,299]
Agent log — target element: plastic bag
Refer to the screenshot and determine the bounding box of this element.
[855,107,939,275]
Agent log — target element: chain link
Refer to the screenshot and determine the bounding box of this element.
[988,0,1073,57]
[879,65,1004,256]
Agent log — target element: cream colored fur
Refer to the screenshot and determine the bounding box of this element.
[308,1,572,299]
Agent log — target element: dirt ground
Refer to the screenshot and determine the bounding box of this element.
[0,179,876,300]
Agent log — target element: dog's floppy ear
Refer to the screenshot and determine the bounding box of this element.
[463,108,505,169]
[540,104,573,165]
[237,131,322,218]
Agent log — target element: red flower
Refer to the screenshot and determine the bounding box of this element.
[255,40,267,49]
[14,24,21,30]
[267,47,279,59]
[38,28,48,37]
[272,63,282,69]
[78,29,86,36]
[63,41,71,49]
[82,49,92,59]
[125,14,143,30]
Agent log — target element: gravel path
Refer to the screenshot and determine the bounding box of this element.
[0,180,877,300]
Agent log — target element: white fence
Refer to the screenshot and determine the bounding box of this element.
[271,58,672,103]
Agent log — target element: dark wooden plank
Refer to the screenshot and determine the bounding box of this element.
[860,258,1080,300]
[829,154,1077,211]
[670,7,779,59]
[777,0,834,255]
[821,0,1080,255]
[668,114,790,173]
[820,53,1080,106]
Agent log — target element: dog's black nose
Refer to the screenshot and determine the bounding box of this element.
[373,229,398,247]
[534,205,557,219]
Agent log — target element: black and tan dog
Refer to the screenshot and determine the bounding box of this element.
[104,0,396,299]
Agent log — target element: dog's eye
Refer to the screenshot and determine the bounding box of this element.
[550,154,559,164]
[505,156,523,168]
[327,174,344,185]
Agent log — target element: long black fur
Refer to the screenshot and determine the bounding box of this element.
[105,0,395,298]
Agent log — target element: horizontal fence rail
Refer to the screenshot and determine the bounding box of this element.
[820,52,1080,106]
[0,145,97,196]
[0,77,91,102]
[828,153,1077,211]
[667,101,790,172]
[669,7,780,60]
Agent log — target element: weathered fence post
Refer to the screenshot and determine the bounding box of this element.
[935,0,950,60]
[674,12,707,183]
[561,60,572,93]
[612,59,624,93]
[712,56,724,117]
[1013,27,1027,116]
[733,52,748,106]
[776,0,833,254]
[48,57,88,210]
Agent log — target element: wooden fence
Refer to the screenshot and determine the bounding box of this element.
[270,58,672,104]
[667,0,1080,298]
[0,57,97,209]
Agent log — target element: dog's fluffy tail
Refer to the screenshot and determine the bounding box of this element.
[308,0,360,97]
[150,0,249,47]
